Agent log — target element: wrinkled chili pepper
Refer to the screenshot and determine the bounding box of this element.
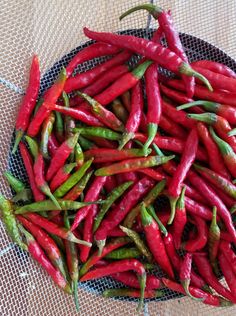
[191,60,236,78]
[218,252,236,298]
[105,247,141,260]
[49,162,76,192]
[219,241,236,275]
[63,171,93,201]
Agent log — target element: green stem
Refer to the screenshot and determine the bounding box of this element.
[146,205,168,236]
[187,113,217,125]
[132,60,152,79]
[228,128,236,137]
[118,131,135,150]
[12,130,24,154]
[143,123,158,156]
[119,3,162,21]
[182,279,203,301]
[177,100,219,112]
[168,196,178,225]
[73,280,79,312]
[137,273,146,313]
[209,126,234,155]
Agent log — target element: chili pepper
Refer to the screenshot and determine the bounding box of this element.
[209,127,236,178]
[49,163,76,192]
[3,171,25,194]
[24,135,39,160]
[27,68,66,137]
[105,247,140,260]
[46,133,79,181]
[196,122,230,179]
[184,196,212,221]
[208,206,221,274]
[120,226,153,263]
[13,55,40,153]
[193,252,236,303]
[19,224,71,294]
[218,252,236,298]
[93,181,133,233]
[48,133,59,156]
[160,84,194,106]
[0,195,27,250]
[103,288,163,299]
[62,91,76,141]
[183,184,206,205]
[71,176,107,231]
[66,42,120,77]
[80,259,146,312]
[118,82,144,149]
[124,180,166,228]
[84,28,212,92]
[111,98,128,124]
[50,213,64,226]
[188,169,236,242]
[74,143,84,169]
[63,171,93,201]
[78,135,96,150]
[191,60,236,78]
[167,79,236,106]
[73,127,121,142]
[84,135,117,149]
[33,98,44,116]
[146,205,168,236]
[111,272,160,290]
[22,213,91,245]
[33,153,61,209]
[121,91,131,111]
[40,112,55,159]
[137,168,165,181]
[95,155,174,177]
[65,51,132,93]
[105,228,126,237]
[94,177,154,253]
[19,143,45,201]
[53,159,93,198]
[220,231,234,243]
[80,237,130,276]
[220,240,236,266]
[171,186,186,249]
[162,278,232,307]
[141,203,174,278]
[159,115,186,139]
[167,128,198,224]
[103,175,117,193]
[54,111,64,143]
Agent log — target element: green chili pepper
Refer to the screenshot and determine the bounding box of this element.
[53,159,93,198]
[73,127,121,141]
[147,205,168,236]
[55,111,64,142]
[24,135,39,160]
[3,171,25,193]
[40,112,55,159]
[0,194,27,250]
[63,171,93,201]
[48,233,66,254]
[105,247,141,260]
[75,143,84,168]
[93,181,133,233]
[120,226,153,263]
[33,98,44,117]
[78,135,95,150]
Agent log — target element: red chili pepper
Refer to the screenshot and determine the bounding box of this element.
[107,227,126,237]
[70,65,129,106]
[188,169,236,242]
[71,176,107,231]
[46,133,79,181]
[167,128,198,224]
[103,175,117,193]
[84,135,116,149]
[193,252,236,303]
[159,115,186,139]
[19,224,71,294]
[196,122,230,179]
[103,288,163,299]
[218,252,236,298]
[209,127,236,178]
[184,185,206,205]
[19,143,44,201]
[116,170,139,185]
[184,196,213,221]
[137,168,165,181]
[27,68,67,137]
[162,278,232,307]
[121,91,131,111]
[219,241,236,275]
[191,60,236,78]
[183,216,208,252]
[49,163,76,192]
[171,186,186,249]
[160,84,198,108]
[220,231,234,243]
[141,203,174,279]
[66,42,120,77]
[65,51,132,93]
[94,177,154,254]
[63,171,93,201]
[48,133,59,156]
[13,55,40,153]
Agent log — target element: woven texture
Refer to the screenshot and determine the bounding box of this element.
[1,0,236,315]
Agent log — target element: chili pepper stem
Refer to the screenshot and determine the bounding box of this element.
[182,279,204,301]
[118,132,134,150]
[73,280,79,312]
[202,284,213,294]
[96,239,106,256]
[41,185,61,210]
[137,273,146,312]
[147,205,168,236]
[143,123,158,157]
[119,3,162,21]
[168,196,178,225]
[12,130,24,154]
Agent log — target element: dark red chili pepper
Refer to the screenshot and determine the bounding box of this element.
[19,143,44,201]
[162,278,232,307]
[141,203,174,279]
[191,60,236,78]
[94,177,154,253]
[27,68,67,137]
[218,252,236,297]
[103,175,117,193]
[184,196,213,221]
[220,231,234,243]
[159,115,186,139]
[184,185,206,205]
[70,65,129,106]
[137,168,165,181]
[196,122,230,179]
[19,224,71,294]
[219,241,236,275]
[121,91,131,111]
[48,133,59,156]
[46,133,79,181]
[208,206,220,274]
[65,51,132,93]
[209,127,236,178]
[13,55,40,153]
[193,252,236,303]
[49,163,76,192]
[107,227,126,238]
[167,128,198,224]
[171,186,186,249]
[80,259,146,312]
[160,84,197,107]
[116,170,139,185]
[103,288,163,299]
[71,176,107,231]
[111,98,129,124]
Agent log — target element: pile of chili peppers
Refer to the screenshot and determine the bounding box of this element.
[1,2,236,313]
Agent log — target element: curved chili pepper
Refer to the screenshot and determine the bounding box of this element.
[74,143,84,169]
[63,171,93,201]
[140,203,174,278]
[80,259,146,312]
[184,196,213,221]
[93,181,133,233]
[0,195,27,250]
[191,60,236,78]
[159,115,186,139]
[62,91,75,142]
[196,122,230,179]
[111,272,160,290]
[24,135,39,161]
[111,98,129,123]
[208,206,220,274]
[146,205,168,236]
[78,135,96,150]
[73,127,121,141]
[3,171,25,194]
[167,128,198,224]
[105,247,141,260]
[103,175,117,193]
[48,133,59,156]
[46,133,79,181]
[40,112,55,159]
[13,55,40,153]
[209,127,236,178]
[160,84,195,106]
[49,163,76,192]
[94,177,154,253]
[219,241,236,275]
[218,252,236,298]
[84,28,212,91]
[53,159,93,198]
[137,168,165,181]
[162,278,232,307]
[103,288,163,299]
[65,51,132,93]
[71,176,107,231]
[95,155,174,177]
[19,224,71,294]
[193,252,236,303]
